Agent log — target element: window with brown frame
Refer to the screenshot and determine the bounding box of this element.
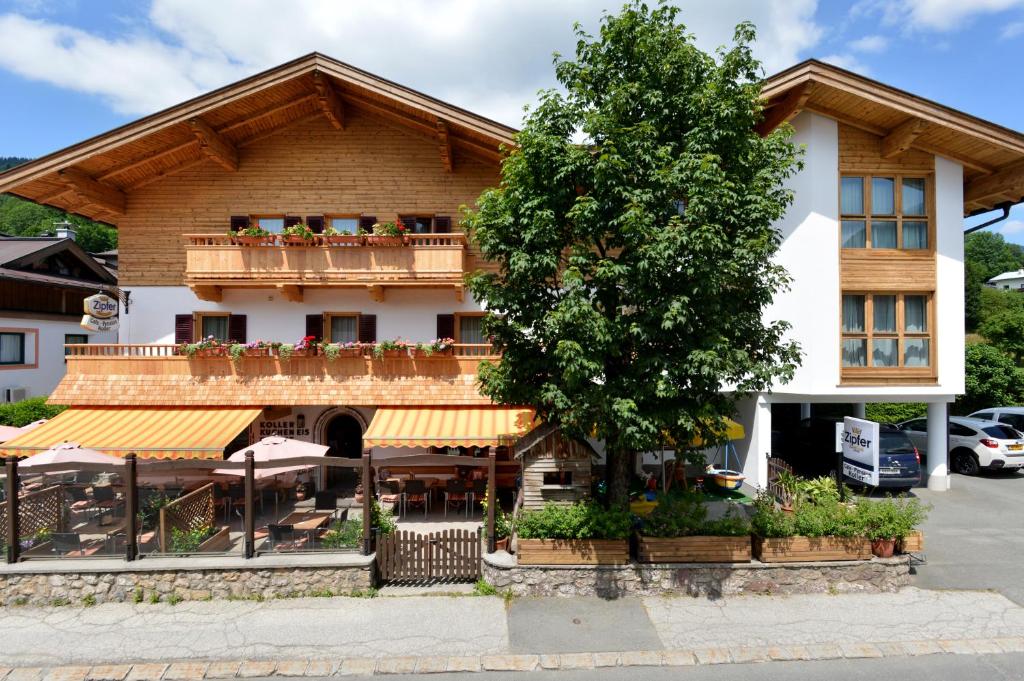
[196,312,230,342]
[455,313,486,344]
[840,175,929,250]
[398,215,452,234]
[325,313,359,343]
[253,215,285,233]
[841,293,932,369]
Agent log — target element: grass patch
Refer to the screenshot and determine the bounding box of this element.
[473,579,498,596]
[82,594,96,607]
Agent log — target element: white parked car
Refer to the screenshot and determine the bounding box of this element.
[897,416,1024,476]
[968,407,1024,433]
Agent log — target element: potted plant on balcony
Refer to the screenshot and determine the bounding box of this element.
[319,341,361,361]
[285,335,317,357]
[412,337,455,358]
[373,339,409,359]
[228,225,273,246]
[180,336,228,358]
[322,225,364,247]
[281,223,316,246]
[365,221,406,247]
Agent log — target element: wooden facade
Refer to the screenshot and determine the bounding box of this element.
[514,423,593,511]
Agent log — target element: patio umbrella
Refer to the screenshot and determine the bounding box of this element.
[0,425,24,443]
[18,441,124,469]
[213,435,329,479]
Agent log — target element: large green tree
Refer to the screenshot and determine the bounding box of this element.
[465,3,802,508]
[956,343,1024,414]
[965,231,1024,330]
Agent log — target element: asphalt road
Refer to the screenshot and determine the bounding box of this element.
[914,469,1024,605]
[310,651,1024,680]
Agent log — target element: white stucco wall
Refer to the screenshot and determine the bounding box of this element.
[0,316,116,399]
[121,287,485,344]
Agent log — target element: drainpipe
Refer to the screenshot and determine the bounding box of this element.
[964,202,1013,235]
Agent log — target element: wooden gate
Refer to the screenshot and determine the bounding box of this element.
[377,529,481,583]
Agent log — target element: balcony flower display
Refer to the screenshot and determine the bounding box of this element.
[319,340,363,361]
[179,336,228,358]
[228,340,271,362]
[412,337,455,357]
[321,225,364,247]
[281,222,316,245]
[373,338,410,358]
[228,225,273,246]
[365,221,406,247]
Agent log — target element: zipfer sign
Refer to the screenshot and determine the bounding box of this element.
[81,293,119,333]
[842,417,879,486]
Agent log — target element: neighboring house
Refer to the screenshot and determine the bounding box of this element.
[986,269,1024,290]
[0,54,1020,492]
[0,232,118,399]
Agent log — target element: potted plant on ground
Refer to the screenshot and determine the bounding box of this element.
[515,501,632,565]
[637,492,752,563]
[857,496,929,558]
[228,225,273,246]
[321,225,364,246]
[364,221,406,247]
[750,488,871,562]
[281,222,316,246]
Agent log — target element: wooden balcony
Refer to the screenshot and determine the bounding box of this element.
[184,233,469,302]
[55,344,498,407]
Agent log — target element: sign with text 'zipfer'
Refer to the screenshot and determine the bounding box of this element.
[841,416,879,486]
[81,293,119,333]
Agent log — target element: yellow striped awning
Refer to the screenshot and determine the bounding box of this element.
[0,407,261,459]
[363,407,535,448]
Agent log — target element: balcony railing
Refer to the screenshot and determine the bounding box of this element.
[183,233,468,299]
[65,343,495,358]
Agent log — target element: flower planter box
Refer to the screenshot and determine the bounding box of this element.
[364,235,405,247]
[377,349,406,358]
[281,236,315,246]
[233,235,273,246]
[198,526,232,552]
[196,347,227,358]
[897,530,924,554]
[242,348,269,357]
[753,536,872,563]
[324,235,363,246]
[516,538,629,565]
[637,536,752,563]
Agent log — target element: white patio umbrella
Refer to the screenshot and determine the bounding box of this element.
[213,435,329,479]
[0,425,25,443]
[18,441,124,469]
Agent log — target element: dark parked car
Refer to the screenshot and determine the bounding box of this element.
[776,417,921,491]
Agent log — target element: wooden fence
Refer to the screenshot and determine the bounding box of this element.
[767,456,795,508]
[0,485,64,543]
[158,483,214,552]
[377,529,481,583]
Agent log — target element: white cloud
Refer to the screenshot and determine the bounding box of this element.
[849,34,888,52]
[820,53,872,75]
[0,0,824,126]
[855,0,1024,32]
[997,219,1024,235]
[1002,20,1024,37]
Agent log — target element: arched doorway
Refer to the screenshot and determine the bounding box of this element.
[316,408,366,490]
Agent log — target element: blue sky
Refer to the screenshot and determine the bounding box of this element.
[1,0,1023,239]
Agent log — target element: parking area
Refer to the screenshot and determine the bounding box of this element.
[914,470,1024,605]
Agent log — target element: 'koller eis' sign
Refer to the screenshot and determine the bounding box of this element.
[81,293,119,332]
[841,416,880,486]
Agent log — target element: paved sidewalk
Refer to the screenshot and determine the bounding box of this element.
[1,588,1024,675]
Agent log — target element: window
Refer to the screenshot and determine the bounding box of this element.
[840,293,932,369]
[840,175,929,250]
[328,217,359,234]
[198,313,230,342]
[254,216,285,233]
[950,423,976,437]
[64,334,88,358]
[999,414,1024,432]
[326,314,358,343]
[983,424,1022,440]
[458,314,486,344]
[398,216,451,234]
[0,333,24,365]
[543,470,573,486]
[973,412,994,421]
[901,419,927,433]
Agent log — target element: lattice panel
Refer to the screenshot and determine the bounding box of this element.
[159,483,214,551]
[767,456,795,508]
[0,486,64,541]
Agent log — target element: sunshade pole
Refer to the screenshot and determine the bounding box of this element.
[4,457,18,564]
[486,452,496,554]
[124,453,138,561]
[361,450,372,556]
[243,451,255,559]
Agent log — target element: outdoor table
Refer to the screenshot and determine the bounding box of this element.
[275,510,334,547]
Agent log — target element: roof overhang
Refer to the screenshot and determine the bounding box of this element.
[761,59,1024,216]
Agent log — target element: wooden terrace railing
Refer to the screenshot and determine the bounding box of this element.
[65,343,497,358]
[186,233,469,248]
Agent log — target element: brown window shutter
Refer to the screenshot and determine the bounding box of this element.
[434,216,451,233]
[230,216,249,231]
[174,314,194,345]
[306,215,324,233]
[359,216,377,231]
[305,314,324,342]
[228,314,247,343]
[358,314,377,343]
[436,313,455,340]
[284,216,301,228]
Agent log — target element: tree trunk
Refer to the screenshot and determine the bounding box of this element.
[604,445,633,511]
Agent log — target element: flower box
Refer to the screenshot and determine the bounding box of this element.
[324,234,363,246]
[196,346,228,358]
[753,536,872,563]
[281,235,315,246]
[637,536,752,563]
[242,348,269,357]
[516,538,629,565]
[198,526,232,552]
[290,347,316,357]
[378,349,406,358]
[897,530,924,554]
[233,235,273,246]
[364,235,405,247]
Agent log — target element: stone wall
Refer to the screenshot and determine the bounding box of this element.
[0,562,375,606]
[483,553,911,598]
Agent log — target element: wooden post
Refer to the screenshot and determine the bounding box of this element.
[487,452,496,554]
[244,450,255,559]
[124,453,138,561]
[4,457,18,564]
[361,450,372,556]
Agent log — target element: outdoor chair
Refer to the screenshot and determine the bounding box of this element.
[51,533,84,556]
[267,523,300,551]
[228,485,245,520]
[314,491,339,519]
[91,485,121,526]
[469,478,487,514]
[444,479,468,518]
[67,486,95,516]
[378,480,404,516]
[404,479,429,517]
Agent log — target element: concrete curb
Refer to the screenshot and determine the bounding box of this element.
[5,637,1024,678]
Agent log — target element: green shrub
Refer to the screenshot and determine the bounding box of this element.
[751,490,795,538]
[865,402,927,424]
[516,501,632,540]
[0,396,66,427]
[856,497,929,540]
[700,510,751,537]
[640,492,706,537]
[792,500,862,538]
[372,500,397,536]
[170,525,214,553]
[319,519,362,549]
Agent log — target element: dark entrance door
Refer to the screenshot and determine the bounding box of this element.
[324,414,363,488]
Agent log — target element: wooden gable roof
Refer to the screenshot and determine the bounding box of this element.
[0,53,517,225]
[761,59,1024,216]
